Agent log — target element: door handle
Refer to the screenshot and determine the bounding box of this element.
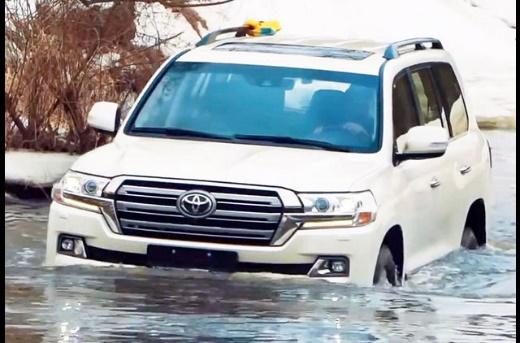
[459,165,472,175]
[430,177,441,188]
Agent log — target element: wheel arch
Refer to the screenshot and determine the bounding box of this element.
[464,198,486,246]
[380,225,404,279]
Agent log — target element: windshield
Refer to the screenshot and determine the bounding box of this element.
[128,62,380,152]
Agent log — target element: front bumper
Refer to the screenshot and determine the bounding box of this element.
[46,202,382,286]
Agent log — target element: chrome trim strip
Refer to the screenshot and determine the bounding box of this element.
[119,185,183,197]
[212,192,282,206]
[270,215,301,246]
[118,209,277,225]
[105,175,302,209]
[116,201,281,222]
[119,185,281,206]
[113,193,177,201]
[118,194,281,209]
[270,213,355,246]
[214,209,280,222]
[212,200,279,208]
[286,213,355,222]
[62,192,121,233]
[99,200,122,234]
[121,219,274,238]
[117,201,180,213]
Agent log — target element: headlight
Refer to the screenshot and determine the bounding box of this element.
[52,171,110,212]
[297,191,377,228]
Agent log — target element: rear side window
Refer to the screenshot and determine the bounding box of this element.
[392,73,419,141]
[409,68,443,128]
[433,64,469,136]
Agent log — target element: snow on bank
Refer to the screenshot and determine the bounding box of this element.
[139,0,516,127]
[5,151,78,187]
[467,0,516,28]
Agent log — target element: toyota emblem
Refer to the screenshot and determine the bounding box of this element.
[177,190,216,219]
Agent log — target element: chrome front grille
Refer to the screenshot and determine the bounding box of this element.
[114,179,284,245]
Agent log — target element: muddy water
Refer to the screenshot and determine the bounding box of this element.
[5,130,516,342]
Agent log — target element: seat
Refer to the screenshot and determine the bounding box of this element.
[306,89,348,129]
[342,85,376,138]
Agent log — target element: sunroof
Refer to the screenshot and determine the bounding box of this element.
[214,42,374,60]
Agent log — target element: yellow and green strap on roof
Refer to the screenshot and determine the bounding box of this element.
[196,19,281,47]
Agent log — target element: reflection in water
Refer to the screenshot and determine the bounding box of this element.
[5,130,516,342]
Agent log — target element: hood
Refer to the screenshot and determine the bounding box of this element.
[71,135,385,192]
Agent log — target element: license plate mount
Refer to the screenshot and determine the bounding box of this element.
[147,245,238,272]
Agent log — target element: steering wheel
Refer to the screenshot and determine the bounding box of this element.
[312,123,372,147]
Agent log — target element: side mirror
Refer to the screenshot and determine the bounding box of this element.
[87,102,121,135]
[395,126,449,161]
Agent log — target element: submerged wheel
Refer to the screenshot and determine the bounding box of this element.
[373,244,401,287]
[461,226,479,250]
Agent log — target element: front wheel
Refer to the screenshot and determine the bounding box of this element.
[373,244,401,286]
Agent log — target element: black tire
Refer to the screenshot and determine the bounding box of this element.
[461,226,479,249]
[373,244,401,286]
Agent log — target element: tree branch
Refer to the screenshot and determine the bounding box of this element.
[79,0,234,8]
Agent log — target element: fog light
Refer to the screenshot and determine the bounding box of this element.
[58,235,87,258]
[308,257,349,277]
[331,260,347,273]
[61,238,74,251]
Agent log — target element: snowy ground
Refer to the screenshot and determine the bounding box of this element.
[5,151,78,187]
[138,0,516,127]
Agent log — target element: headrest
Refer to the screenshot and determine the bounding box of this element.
[308,90,347,112]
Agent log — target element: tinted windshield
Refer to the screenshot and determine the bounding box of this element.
[129,62,380,152]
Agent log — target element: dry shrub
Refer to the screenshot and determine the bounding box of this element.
[5,0,230,153]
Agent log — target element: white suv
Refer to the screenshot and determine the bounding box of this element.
[46,26,492,286]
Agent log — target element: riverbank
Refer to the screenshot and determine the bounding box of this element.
[5,151,78,198]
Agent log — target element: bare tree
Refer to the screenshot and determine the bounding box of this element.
[5,0,233,153]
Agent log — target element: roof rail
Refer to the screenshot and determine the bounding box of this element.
[383,38,443,60]
[196,26,250,47]
[196,20,281,47]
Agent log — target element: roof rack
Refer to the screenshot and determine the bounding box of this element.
[383,38,443,60]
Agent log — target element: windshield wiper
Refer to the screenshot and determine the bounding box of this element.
[131,129,352,152]
[132,127,234,141]
[233,134,351,152]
